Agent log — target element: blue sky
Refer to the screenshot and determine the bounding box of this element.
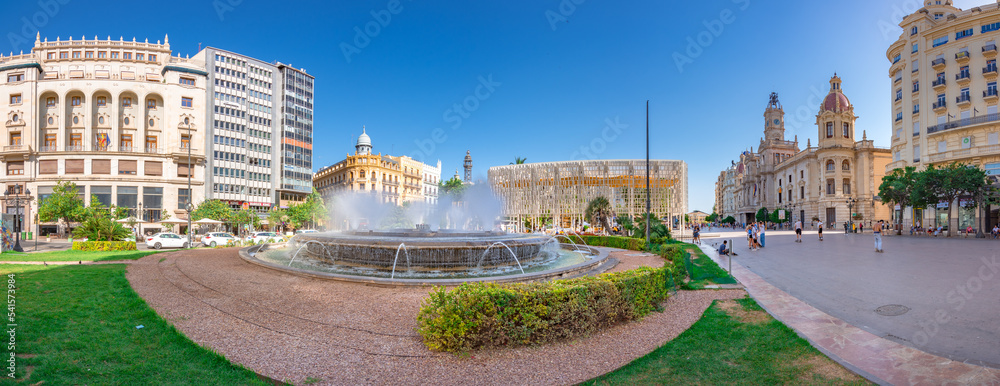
[0,0,984,213]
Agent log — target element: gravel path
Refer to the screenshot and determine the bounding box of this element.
[126,248,743,385]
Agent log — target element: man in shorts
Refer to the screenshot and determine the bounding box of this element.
[794,219,803,242]
[874,220,884,253]
[818,221,824,241]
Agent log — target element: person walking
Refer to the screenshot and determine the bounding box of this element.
[759,222,766,248]
[874,220,884,253]
[746,224,754,249]
[794,219,803,243]
[818,221,824,241]
[844,222,849,235]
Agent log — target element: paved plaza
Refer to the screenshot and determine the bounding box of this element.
[698,227,1000,369]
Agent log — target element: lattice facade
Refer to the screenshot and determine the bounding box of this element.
[488,160,687,232]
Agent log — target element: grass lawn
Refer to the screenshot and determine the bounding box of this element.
[584,296,871,385]
[0,264,267,385]
[0,249,162,262]
[681,242,737,289]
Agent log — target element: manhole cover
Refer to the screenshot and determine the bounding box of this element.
[875,304,910,316]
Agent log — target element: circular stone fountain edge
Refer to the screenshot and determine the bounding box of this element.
[238,244,612,287]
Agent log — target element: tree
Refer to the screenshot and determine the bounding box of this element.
[879,166,917,234]
[73,217,131,241]
[684,214,690,224]
[510,157,527,165]
[191,199,234,222]
[37,180,85,237]
[584,196,613,234]
[755,207,769,222]
[721,215,736,224]
[706,212,719,222]
[919,163,988,237]
[231,209,260,232]
[269,207,290,233]
[440,177,466,199]
[159,209,174,232]
[769,208,788,224]
[289,189,328,230]
[616,215,635,236]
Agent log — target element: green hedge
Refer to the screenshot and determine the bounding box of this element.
[417,265,675,352]
[566,235,648,251]
[72,241,138,251]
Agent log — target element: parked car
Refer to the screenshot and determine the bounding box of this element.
[201,232,238,247]
[295,229,318,234]
[246,232,283,244]
[146,233,190,249]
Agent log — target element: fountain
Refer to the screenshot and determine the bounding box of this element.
[240,185,610,285]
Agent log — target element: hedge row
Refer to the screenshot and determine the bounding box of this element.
[72,241,138,251]
[417,265,675,352]
[570,235,648,251]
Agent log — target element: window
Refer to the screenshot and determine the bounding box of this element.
[934,13,944,20]
[123,52,132,60]
[72,51,80,59]
[843,179,851,195]
[9,94,20,105]
[66,159,84,174]
[121,134,133,150]
[136,53,144,61]
[800,186,805,199]
[9,133,20,146]
[145,135,157,152]
[92,186,112,207]
[181,135,190,149]
[893,54,901,64]
[59,52,68,59]
[6,161,23,175]
[912,43,918,53]
[896,128,903,138]
[938,140,947,153]
[988,82,998,97]
[116,186,137,208]
[148,54,156,62]
[896,88,903,100]
[843,123,850,138]
[826,179,835,195]
[71,96,81,106]
[958,65,970,79]
[85,51,93,59]
[990,132,999,145]
[96,96,107,106]
[956,28,974,40]
[39,160,57,175]
[988,59,998,74]
[46,52,54,60]
[985,22,1000,34]
[98,51,107,59]
[913,145,921,162]
[147,99,156,109]
[92,159,110,174]
[842,160,850,171]
[179,77,195,86]
[7,74,23,82]
[894,151,901,161]
[826,160,835,171]
[44,134,56,148]
[911,26,918,35]
[46,97,56,107]
[110,52,119,59]
[826,122,833,138]
[122,97,132,107]
[913,80,919,93]
[913,104,920,114]
[181,97,193,108]
[933,35,948,47]
[70,133,82,149]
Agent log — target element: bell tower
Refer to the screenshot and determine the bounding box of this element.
[763,92,785,142]
[816,74,857,149]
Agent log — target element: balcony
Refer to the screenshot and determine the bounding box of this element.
[887,160,909,170]
[928,144,1000,163]
[894,76,902,84]
[956,71,972,85]
[895,115,903,122]
[927,112,1000,134]
[66,145,84,152]
[92,142,112,152]
[984,44,998,57]
[985,64,998,80]
[0,144,30,156]
[144,147,163,154]
[119,146,136,152]
[932,78,947,91]
[932,58,947,70]
[985,89,999,102]
[932,101,948,112]
[955,51,971,64]
[912,84,920,93]
[956,94,972,107]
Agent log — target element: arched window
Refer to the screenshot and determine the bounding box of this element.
[842,160,850,171]
[826,160,835,171]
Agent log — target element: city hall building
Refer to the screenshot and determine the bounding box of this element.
[488,159,688,232]
[0,34,208,234]
[886,0,1000,230]
[715,77,893,228]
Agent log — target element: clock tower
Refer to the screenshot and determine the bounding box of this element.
[764,92,785,142]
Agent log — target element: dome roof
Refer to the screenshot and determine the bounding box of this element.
[357,127,371,147]
[822,92,851,112]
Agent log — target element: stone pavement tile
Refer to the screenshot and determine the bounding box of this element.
[697,243,1000,385]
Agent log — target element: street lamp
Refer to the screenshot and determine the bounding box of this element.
[3,185,29,252]
[845,198,857,234]
[137,202,143,241]
[186,201,193,248]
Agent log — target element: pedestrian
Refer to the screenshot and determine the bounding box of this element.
[746,224,754,249]
[759,222,766,247]
[844,222,849,235]
[794,219,803,243]
[818,221,824,241]
[874,220,884,253]
[693,225,701,245]
[859,223,864,233]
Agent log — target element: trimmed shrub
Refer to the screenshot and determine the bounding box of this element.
[72,241,138,251]
[417,265,676,352]
[567,235,648,251]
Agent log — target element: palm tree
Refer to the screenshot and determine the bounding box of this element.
[510,157,527,165]
[585,196,613,234]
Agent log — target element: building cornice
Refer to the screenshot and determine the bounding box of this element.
[0,62,42,72]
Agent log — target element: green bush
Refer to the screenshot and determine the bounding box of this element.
[417,265,675,352]
[72,241,138,251]
[568,235,648,251]
[73,216,132,241]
